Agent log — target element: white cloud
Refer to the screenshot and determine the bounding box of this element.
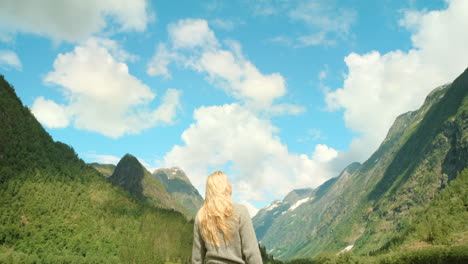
[137,158,157,173]
[239,200,260,218]
[289,1,356,35]
[32,38,181,138]
[199,48,286,108]
[289,1,357,47]
[0,50,21,70]
[269,36,294,46]
[93,38,139,62]
[0,0,151,42]
[168,19,219,50]
[297,128,326,142]
[297,32,336,47]
[210,19,235,31]
[210,18,244,31]
[148,19,290,110]
[31,97,69,128]
[86,153,121,165]
[325,0,468,161]
[249,0,292,16]
[163,104,339,205]
[147,43,178,78]
[312,144,338,163]
[249,0,356,47]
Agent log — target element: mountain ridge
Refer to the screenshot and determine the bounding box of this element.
[109,153,193,217]
[255,68,468,259]
[152,167,204,216]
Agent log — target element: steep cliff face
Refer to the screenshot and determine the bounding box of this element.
[255,68,468,259]
[110,154,188,215]
[110,154,145,199]
[153,167,204,216]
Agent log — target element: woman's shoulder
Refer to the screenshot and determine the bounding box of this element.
[233,203,250,218]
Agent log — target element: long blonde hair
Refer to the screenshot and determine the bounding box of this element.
[198,171,234,247]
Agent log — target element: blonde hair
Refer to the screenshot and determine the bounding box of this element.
[197,171,234,247]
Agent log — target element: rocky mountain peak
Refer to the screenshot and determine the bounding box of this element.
[109,153,147,200]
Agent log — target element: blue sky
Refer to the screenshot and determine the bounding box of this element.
[1,0,467,215]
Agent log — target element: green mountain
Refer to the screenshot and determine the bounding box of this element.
[0,75,193,263]
[153,167,204,217]
[110,154,191,217]
[255,68,468,259]
[88,163,115,178]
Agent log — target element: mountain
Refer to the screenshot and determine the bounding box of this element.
[255,68,468,259]
[253,162,361,248]
[153,167,204,216]
[109,154,191,217]
[0,75,193,263]
[88,162,115,178]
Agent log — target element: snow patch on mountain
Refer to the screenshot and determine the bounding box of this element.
[265,200,283,211]
[288,197,312,211]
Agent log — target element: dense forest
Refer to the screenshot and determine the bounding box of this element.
[0,75,193,263]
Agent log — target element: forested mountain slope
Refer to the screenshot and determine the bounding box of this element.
[0,75,193,263]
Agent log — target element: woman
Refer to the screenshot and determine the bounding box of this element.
[192,171,263,264]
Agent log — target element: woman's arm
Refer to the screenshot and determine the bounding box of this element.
[239,206,263,264]
[192,219,206,264]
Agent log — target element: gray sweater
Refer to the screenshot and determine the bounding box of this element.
[192,203,263,264]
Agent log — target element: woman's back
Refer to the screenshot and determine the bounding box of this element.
[192,203,262,264]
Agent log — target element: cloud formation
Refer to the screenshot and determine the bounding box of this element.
[148,18,291,111]
[86,153,121,165]
[250,0,356,47]
[148,18,341,211]
[0,0,151,42]
[31,97,69,128]
[289,0,356,46]
[163,104,339,206]
[325,0,468,161]
[32,38,181,138]
[0,50,22,70]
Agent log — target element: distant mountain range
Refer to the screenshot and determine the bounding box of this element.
[153,167,204,216]
[90,156,203,218]
[254,68,468,259]
[254,162,360,246]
